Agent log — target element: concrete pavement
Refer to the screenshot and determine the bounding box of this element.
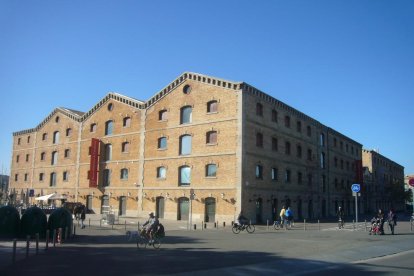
[1,216,413,275]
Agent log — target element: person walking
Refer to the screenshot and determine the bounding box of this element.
[80,208,86,229]
[336,206,345,229]
[387,208,397,235]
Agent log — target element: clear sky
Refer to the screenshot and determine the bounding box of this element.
[1,0,413,175]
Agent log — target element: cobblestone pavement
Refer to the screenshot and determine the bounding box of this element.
[1,215,413,275]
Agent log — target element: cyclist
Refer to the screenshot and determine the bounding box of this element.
[285,207,293,227]
[236,210,248,226]
[279,206,286,227]
[143,212,159,243]
[337,206,345,228]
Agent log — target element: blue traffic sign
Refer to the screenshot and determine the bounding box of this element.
[351,184,360,193]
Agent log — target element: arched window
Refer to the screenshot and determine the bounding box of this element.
[123,117,131,127]
[64,149,70,158]
[122,142,130,153]
[284,116,291,128]
[51,151,58,165]
[285,141,291,155]
[90,123,97,132]
[50,172,57,187]
[40,152,45,161]
[256,165,263,179]
[256,103,263,116]
[66,128,72,136]
[120,168,128,180]
[256,132,263,147]
[206,131,217,144]
[158,137,167,149]
[205,164,217,177]
[207,101,218,113]
[105,144,112,161]
[179,166,191,186]
[179,135,192,155]
[53,131,59,144]
[159,109,168,121]
[105,120,113,135]
[42,133,47,140]
[180,106,192,124]
[157,166,166,179]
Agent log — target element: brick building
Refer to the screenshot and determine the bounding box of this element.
[10,72,372,223]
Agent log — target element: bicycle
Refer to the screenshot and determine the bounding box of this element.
[273,220,283,230]
[285,219,293,230]
[232,223,255,234]
[137,228,162,249]
[338,218,345,229]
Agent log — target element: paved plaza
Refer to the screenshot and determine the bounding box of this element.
[1,215,414,275]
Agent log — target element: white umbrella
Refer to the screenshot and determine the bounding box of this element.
[49,193,67,200]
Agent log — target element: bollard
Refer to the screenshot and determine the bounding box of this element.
[138,221,140,231]
[73,225,76,237]
[26,235,30,258]
[194,224,197,230]
[100,219,102,227]
[216,221,219,229]
[304,219,306,231]
[204,223,207,229]
[53,229,56,247]
[45,230,50,251]
[36,233,39,255]
[89,218,91,227]
[267,220,269,230]
[223,221,226,228]
[125,220,127,231]
[353,220,355,230]
[12,239,17,263]
[318,220,320,231]
[364,220,367,232]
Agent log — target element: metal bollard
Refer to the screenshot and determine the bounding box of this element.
[45,230,50,251]
[353,220,355,230]
[125,220,127,230]
[194,224,197,230]
[204,223,207,229]
[26,235,30,258]
[89,218,91,227]
[364,220,367,232]
[53,229,56,247]
[318,220,320,231]
[100,219,102,227]
[304,219,306,231]
[36,233,39,255]
[12,239,17,263]
[223,221,226,228]
[267,219,269,230]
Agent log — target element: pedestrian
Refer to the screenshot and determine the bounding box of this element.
[377,209,385,235]
[279,206,286,227]
[80,208,86,229]
[387,208,397,235]
[337,206,345,229]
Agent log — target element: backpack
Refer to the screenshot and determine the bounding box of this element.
[156,223,165,238]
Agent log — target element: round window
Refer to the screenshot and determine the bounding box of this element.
[183,85,192,94]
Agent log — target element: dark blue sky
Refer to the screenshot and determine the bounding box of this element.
[1,0,413,175]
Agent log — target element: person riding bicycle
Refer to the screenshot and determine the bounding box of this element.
[285,207,293,226]
[236,210,248,226]
[377,209,385,235]
[142,212,159,242]
[337,206,345,228]
[279,206,286,227]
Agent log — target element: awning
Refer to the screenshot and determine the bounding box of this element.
[35,193,67,201]
[35,193,55,201]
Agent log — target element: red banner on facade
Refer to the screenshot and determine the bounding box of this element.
[89,138,100,187]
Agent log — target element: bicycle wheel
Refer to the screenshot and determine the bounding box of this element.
[152,238,161,249]
[232,225,241,234]
[246,224,255,233]
[273,222,280,230]
[137,236,147,248]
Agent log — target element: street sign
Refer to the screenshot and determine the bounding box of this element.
[351,184,360,193]
[409,178,414,187]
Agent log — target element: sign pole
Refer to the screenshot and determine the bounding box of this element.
[355,193,358,223]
